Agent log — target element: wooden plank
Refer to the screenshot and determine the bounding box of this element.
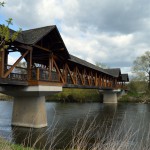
[28,80,62,86]
[3,50,30,78]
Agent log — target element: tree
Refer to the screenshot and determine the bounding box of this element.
[132,51,150,88]
[0,1,21,51]
[0,1,5,6]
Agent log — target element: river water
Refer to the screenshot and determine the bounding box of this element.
[0,101,150,149]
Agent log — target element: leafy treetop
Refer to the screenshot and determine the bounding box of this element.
[0,1,21,51]
[132,51,150,81]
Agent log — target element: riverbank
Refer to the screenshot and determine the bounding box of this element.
[0,137,34,150]
[118,91,150,103]
[0,93,13,101]
[46,88,102,102]
[0,88,149,103]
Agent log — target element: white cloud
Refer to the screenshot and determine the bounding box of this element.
[1,0,150,74]
[8,55,16,65]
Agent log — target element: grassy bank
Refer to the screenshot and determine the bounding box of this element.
[46,88,102,102]
[0,137,34,150]
[0,93,13,101]
[0,86,149,104]
[0,89,102,102]
[118,81,150,103]
[118,91,150,103]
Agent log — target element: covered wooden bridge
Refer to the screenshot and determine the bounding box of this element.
[0,25,129,89]
[0,25,129,128]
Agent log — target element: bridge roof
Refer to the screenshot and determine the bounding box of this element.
[9,25,70,60]
[69,55,116,77]
[105,68,121,78]
[21,26,55,45]
[121,74,129,82]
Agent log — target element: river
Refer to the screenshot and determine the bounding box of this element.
[0,101,150,149]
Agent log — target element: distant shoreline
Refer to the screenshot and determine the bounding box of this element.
[0,89,149,104]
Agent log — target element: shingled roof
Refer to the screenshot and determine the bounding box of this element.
[121,74,129,82]
[69,55,116,76]
[105,68,121,77]
[21,26,55,45]
[12,25,56,45]
[8,25,70,59]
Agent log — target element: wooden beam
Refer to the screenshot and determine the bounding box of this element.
[75,66,78,84]
[66,63,76,84]
[4,50,30,78]
[83,68,86,85]
[52,57,65,83]
[48,56,52,81]
[84,69,90,85]
[0,50,5,77]
[16,43,33,51]
[27,49,32,80]
[34,45,50,52]
[63,63,67,83]
[76,67,84,85]
[95,72,98,86]
[37,68,40,80]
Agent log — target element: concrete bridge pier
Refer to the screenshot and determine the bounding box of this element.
[12,96,47,128]
[99,89,121,103]
[0,85,62,128]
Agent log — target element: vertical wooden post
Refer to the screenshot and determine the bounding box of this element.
[64,63,68,84]
[0,50,5,78]
[27,49,32,80]
[75,66,77,84]
[37,68,40,80]
[48,56,52,81]
[95,72,97,86]
[83,68,86,85]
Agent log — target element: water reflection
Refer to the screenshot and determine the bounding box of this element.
[0,101,150,149]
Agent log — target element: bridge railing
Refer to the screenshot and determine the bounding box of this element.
[30,68,60,82]
[5,65,27,80]
[4,65,126,89]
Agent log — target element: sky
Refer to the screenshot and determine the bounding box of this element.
[1,0,150,77]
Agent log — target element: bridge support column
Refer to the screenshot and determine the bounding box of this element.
[0,85,62,128]
[12,96,47,128]
[99,90,120,103]
[103,92,117,103]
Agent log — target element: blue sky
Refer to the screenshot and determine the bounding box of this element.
[1,0,150,76]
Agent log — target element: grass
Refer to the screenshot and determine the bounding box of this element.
[46,88,102,103]
[0,93,13,101]
[0,137,34,150]
[118,90,150,103]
